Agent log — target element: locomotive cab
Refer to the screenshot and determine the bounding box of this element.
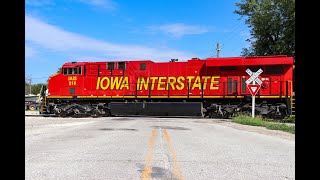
[49,61,132,97]
[47,62,85,97]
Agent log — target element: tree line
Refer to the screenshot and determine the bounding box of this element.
[235,0,295,57]
[25,82,46,95]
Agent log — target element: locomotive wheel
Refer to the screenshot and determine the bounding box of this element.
[102,109,111,117]
[208,111,219,118]
[208,111,214,118]
[222,112,230,119]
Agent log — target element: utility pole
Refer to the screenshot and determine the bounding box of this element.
[29,76,32,94]
[216,43,221,57]
[25,74,32,94]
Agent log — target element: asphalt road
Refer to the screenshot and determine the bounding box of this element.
[25,116,295,180]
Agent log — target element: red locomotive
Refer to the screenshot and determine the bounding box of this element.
[39,55,294,119]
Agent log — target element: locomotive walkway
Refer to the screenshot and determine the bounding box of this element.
[25,116,294,180]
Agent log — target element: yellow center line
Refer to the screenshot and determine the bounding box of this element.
[141,128,156,180]
[163,129,186,180]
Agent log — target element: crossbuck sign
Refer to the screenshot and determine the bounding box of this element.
[245,68,263,85]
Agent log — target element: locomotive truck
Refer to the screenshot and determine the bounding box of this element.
[38,55,294,119]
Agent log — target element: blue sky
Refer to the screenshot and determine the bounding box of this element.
[26,0,250,84]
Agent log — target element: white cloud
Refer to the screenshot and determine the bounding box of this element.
[79,0,116,10]
[149,23,210,38]
[25,15,196,62]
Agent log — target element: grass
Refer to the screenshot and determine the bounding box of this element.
[232,115,266,127]
[283,115,295,123]
[232,114,295,134]
[265,123,295,134]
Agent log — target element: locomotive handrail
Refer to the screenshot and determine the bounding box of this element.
[46,80,291,99]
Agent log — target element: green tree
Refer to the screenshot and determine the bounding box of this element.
[25,82,31,94]
[57,68,62,73]
[31,83,47,95]
[235,0,295,57]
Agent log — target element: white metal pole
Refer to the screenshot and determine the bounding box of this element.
[252,81,255,118]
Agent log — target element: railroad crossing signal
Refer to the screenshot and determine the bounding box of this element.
[245,68,263,85]
[245,68,263,118]
[245,68,263,96]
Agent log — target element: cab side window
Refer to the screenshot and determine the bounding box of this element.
[107,62,115,70]
[118,62,126,70]
[63,66,82,75]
